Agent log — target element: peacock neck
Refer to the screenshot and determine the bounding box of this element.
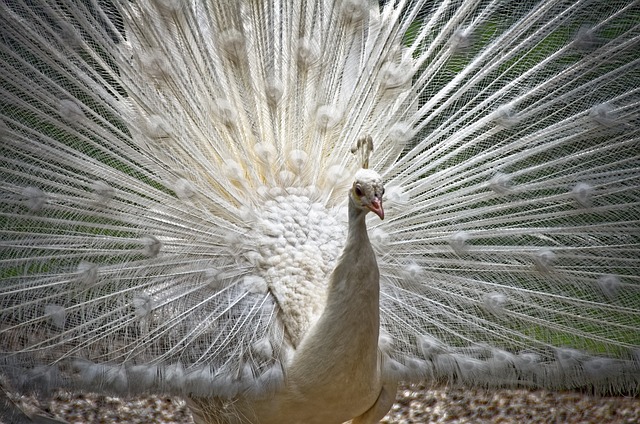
[345,195,371,248]
[291,194,380,359]
[323,195,380,331]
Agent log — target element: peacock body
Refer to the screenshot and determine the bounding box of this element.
[1,0,639,422]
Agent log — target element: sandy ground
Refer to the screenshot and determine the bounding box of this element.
[4,384,639,423]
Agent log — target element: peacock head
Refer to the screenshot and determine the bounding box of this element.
[351,169,385,220]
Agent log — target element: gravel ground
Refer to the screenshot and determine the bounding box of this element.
[4,385,639,424]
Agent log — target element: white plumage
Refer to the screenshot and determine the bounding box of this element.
[0,0,639,423]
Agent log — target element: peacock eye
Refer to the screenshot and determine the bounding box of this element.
[381,187,385,196]
[354,186,363,197]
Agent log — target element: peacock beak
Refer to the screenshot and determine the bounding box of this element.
[368,198,384,220]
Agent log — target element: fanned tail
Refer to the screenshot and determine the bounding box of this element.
[0,0,638,403]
